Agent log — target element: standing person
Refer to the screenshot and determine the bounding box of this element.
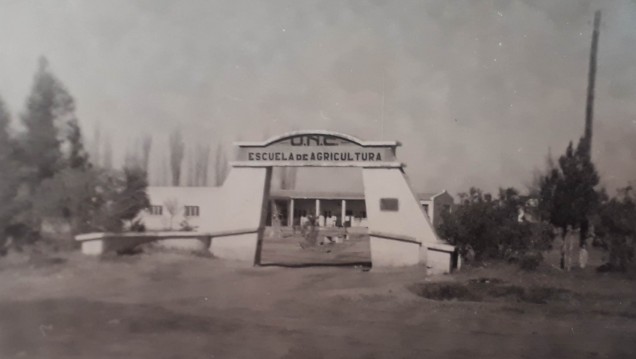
[557,227,565,270]
[579,243,589,269]
[579,227,593,269]
[564,225,577,271]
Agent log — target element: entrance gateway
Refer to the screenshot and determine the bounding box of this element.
[211,130,458,274]
[76,130,458,274]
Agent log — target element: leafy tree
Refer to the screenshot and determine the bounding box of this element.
[33,165,150,234]
[0,96,11,148]
[12,57,90,208]
[66,118,90,169]
[33,168,108,234]
[438,187,551,263]
[112,165,150,227]
[18,57,75,184]
[595,186,636,271]
[0,96,24,249]
[539,139,600,246]
[91,124,101,166]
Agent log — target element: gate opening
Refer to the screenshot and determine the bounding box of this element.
[260,168,372,267]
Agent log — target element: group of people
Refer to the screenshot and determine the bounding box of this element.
[299,214,341,228]
[558,225,589,271]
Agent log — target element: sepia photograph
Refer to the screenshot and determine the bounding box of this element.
[0,0,635,358]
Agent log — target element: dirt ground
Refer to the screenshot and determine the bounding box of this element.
[0,236,635,359]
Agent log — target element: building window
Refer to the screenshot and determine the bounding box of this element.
[184,205,200,217]
[380,198,399,211]
[149,205,163,215]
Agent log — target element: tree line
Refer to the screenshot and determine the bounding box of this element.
[0,58,152,251]
[89,125,230,187]
[0,58,297,253]
[438,124,635,271]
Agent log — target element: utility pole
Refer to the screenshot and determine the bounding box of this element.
[583,10,601,155]
[380,69,386,140]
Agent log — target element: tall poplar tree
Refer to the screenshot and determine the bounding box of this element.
[169,128,185,186]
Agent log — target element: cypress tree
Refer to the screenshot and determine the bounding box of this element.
[19,58,65,183]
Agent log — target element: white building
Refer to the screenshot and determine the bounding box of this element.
[140,186,453,232]
[141,186,221,232]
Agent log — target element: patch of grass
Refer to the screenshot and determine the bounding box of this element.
[499,306,526,314]
[409,279,573,304]
[409,282,482,302]
[521,286,572,304]
[467,277,504,285]
[519,252,543,271]
[486,284,525,299]
[27,254,67,268]
[590,309,636,319]
[98,251,141,263]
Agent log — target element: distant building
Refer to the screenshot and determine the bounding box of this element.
[417,190,454,228]
[141,186,221,232]
[140,186,453,232]
[517,196,540,223]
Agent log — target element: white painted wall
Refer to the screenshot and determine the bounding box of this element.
[142,186,221,231]
[362,168,439,245]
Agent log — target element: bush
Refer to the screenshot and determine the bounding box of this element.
[519,252,543,271]
[438,187,553,263]
[32,166,150,235]
[594,186,636,271]
[409,282,481,302]
[410,280,572,304]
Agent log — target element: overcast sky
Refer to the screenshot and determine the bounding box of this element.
[1,0,634,196]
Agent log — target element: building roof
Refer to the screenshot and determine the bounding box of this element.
[270,189,449,201]
[147,186,451,202]
[270,190,364,200]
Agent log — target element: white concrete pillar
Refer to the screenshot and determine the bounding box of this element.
[341,199,347,227]
[315,199,321,225]
[362,167,452,271]
[208,166,272,264]
[288,198,294,227]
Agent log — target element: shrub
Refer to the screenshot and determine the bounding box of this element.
[32,166,150,235]
[438,187,552,263]
[410,282,481,301]
[594,186,636,271]
[519,252,543,271]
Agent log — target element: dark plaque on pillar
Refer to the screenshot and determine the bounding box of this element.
[380,198,399,212]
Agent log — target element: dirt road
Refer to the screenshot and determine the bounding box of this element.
[0,248,635,359]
